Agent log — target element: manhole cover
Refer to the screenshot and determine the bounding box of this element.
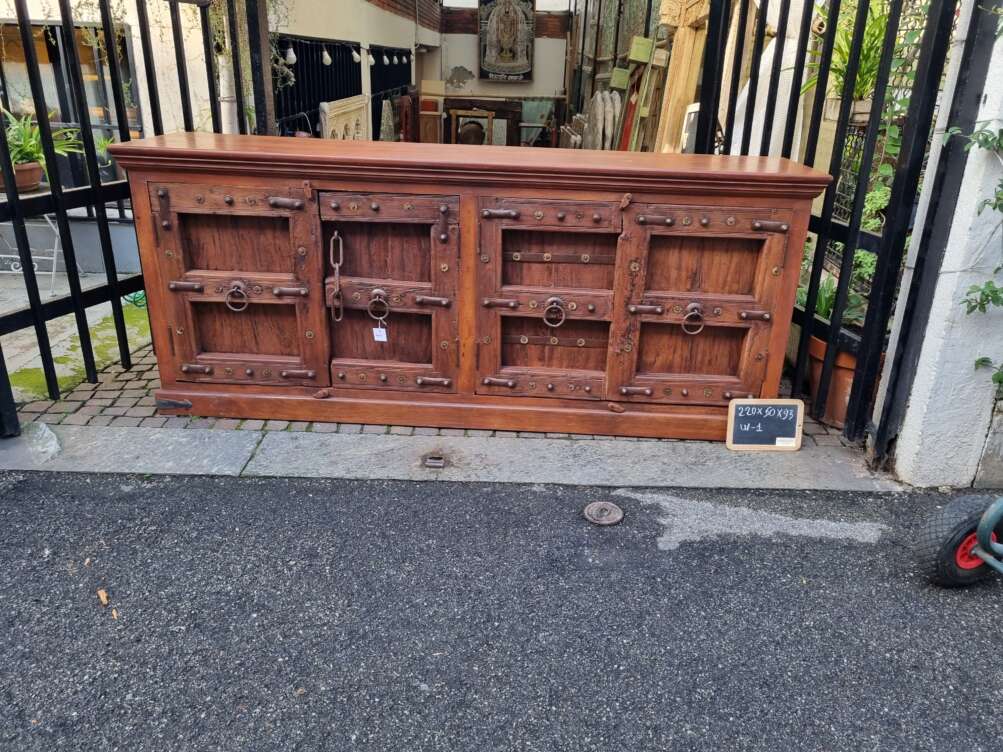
[583,501,624,526]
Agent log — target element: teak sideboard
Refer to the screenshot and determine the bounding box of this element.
[110,134,829,440]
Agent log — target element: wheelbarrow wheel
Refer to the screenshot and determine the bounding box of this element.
[916,495,999,587]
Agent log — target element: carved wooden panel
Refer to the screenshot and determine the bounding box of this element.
[150,181,328,388]
[320,191,460,393]
[608,202,793,406]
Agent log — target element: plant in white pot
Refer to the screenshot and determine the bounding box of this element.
[804,0,889,126]
[3,109,83,194]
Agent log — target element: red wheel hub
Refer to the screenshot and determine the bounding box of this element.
[955,531,997,570]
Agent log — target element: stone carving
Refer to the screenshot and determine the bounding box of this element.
[319,94,370,141]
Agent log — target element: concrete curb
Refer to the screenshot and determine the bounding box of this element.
[0,424,901,491]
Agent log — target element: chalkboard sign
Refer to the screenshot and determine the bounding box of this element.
[726,398,804,451]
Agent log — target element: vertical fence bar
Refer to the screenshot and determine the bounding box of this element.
[790,0,846,399]
[226,0,248,134]
[811,0,904,423]
[0,344,19,437]
[245,0,272,134]
[98,0,131,142]
[853,0,972,449]
[695,0,729,153]
[723,0,750,153]
[739,0,769,155]
[758,0,792,155]
[0,105,60,401]
[58,0,131,370]
[780,0,815,158]
[13,0,98,383]
[135,0,164,135]
[800,0,843,166]
[168,0,194,131]
[200,2,222,133]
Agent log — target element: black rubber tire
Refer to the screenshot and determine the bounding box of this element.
[916,495,997,587]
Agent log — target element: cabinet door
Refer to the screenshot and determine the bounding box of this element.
[320,192,460,393]
[475,197,621,401]
[608,204,793,406]
[151,182,328,387]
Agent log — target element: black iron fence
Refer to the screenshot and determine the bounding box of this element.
[273,34,363,136]
[0,0,271,438]
[572,0,994,457]
[696,0,990,456]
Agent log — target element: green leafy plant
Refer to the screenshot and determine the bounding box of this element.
[797,273,868,327]
[3,108,83,172]
[94,134,114,167]
[803,0,890,100]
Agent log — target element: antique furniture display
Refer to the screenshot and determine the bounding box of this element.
[110,134,829,440]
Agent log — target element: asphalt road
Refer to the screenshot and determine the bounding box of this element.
[1,472,1001,751]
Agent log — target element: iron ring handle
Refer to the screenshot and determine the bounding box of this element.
[681,305,704,335]
[224,282,249,312]
[542,297,567,328]
[367,288,390,321]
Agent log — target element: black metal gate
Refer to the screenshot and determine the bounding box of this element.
[0,0,273,438]
[570,0,997,458]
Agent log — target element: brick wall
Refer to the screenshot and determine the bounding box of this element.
[442,7,571,38]
[367,0,442,31]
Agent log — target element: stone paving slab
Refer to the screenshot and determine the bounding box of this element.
[0,424,899,491]
[0,423,259,476]
[244,431,900,491]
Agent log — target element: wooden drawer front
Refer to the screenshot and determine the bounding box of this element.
[319,192,459,223]
[150,182,309,216]
[152,181,328,387]
[629,204,794,237]
[322,194,460,394]
[478,198,619,229]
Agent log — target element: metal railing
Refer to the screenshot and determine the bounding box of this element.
[696,0,993,455]
[573,0,994,456]
[0,0,270,437]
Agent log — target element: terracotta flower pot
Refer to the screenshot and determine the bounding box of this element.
[806,335,858,429]
[10,161,43,193]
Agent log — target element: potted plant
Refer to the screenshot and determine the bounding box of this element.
[805,0,889,126]
[3,109,83,193]
[795,249,879,427]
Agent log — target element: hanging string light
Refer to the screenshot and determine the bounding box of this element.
[392,55,399,64]
[369,49,376,66]
[284,44,297,65]
[351,47,362,63]
[321,46,332,66]
[382,52,390,65]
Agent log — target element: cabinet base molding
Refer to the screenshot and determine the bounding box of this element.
[156,387,729,441]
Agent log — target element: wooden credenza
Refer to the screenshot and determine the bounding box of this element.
[111,134,828,440]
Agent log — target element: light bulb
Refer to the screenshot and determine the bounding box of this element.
[351,47,361,63]
[393,55,399,64]
[403,54,409,64]
[322,47,332,66]
[382,53,390,65]
[368,51,376,66]
[284,45,297,65]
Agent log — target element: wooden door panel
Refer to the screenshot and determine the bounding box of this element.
[476,197,620,401]
[152,181,328,387]
[609,203,787,406]
[323,192,460,394]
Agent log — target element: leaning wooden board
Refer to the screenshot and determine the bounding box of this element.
[110,134,829,440]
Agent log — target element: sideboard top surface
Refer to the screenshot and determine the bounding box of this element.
[110,133,831,198]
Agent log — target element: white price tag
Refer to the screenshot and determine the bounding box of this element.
[372,327,388,342]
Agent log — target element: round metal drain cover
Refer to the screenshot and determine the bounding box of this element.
[584,501,624,526]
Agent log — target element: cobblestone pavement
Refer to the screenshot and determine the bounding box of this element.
[14,345,848,446]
